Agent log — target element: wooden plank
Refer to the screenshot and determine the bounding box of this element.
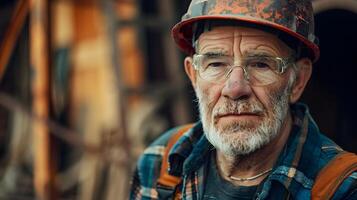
[30,0,57,199]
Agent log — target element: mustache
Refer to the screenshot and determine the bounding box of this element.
[213,99,265,118]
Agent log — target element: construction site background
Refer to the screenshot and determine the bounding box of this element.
[0,0,356,199]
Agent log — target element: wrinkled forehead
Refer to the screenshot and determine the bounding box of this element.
[196,26,292,56]
[198,26,279,42]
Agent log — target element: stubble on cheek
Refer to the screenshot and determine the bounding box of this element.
[196,84,219,124]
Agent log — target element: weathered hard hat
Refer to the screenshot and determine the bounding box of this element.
[172,0,320,62]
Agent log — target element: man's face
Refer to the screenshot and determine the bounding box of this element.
[193,26,296,156]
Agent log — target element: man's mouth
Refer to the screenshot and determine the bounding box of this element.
[214,112,263,122]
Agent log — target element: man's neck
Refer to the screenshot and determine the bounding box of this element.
[215,112,293,186]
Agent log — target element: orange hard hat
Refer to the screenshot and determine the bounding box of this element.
[172,0,320,62]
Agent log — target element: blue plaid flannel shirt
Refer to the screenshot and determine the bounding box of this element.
[130,104,357,199]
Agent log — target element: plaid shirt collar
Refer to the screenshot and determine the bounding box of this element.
[167,103,329,198]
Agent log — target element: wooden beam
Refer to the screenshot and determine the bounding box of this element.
[30,0,57,199]
[0,0,29,80]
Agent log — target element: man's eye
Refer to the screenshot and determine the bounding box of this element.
[207,62,227,68]
[247,61,271,69]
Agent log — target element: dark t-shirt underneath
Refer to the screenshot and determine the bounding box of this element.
[203,152,258,200]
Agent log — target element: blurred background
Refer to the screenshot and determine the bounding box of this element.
[0,0,356,199]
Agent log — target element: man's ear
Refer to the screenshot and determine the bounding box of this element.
[184,56,197,88]
[290,58,312,103]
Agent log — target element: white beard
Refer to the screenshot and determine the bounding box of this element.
[196,75,294,156]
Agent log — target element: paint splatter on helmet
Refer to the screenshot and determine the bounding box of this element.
[172,0,319,62]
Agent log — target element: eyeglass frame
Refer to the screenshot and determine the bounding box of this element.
[191,53,297,85]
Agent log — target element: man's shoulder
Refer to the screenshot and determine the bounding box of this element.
[293,104,344,168]
[317,132,344,163]
[311,133,357,199]
[135,124,195,182]
[130,123,202,198]
[137,125,188,165]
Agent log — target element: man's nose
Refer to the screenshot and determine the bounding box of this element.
[221,67,252,100]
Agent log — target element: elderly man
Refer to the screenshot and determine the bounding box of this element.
[130,0,357,199]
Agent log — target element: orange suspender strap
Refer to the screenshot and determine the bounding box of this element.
[157,124,194,188]
[312,151,357,200]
